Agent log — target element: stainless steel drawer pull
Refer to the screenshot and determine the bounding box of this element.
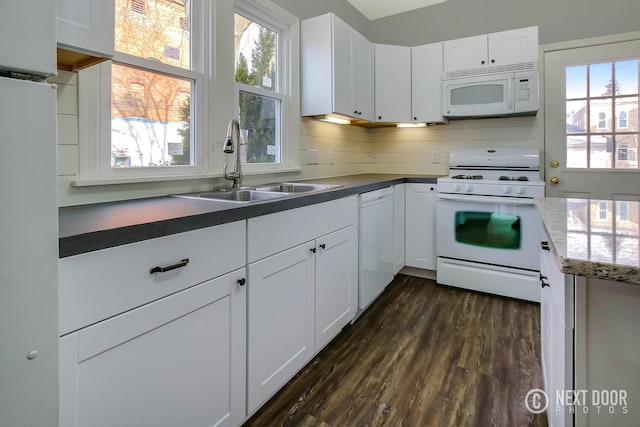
[149,258,190,274]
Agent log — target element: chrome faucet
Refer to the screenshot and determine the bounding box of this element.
[223,117,242,189]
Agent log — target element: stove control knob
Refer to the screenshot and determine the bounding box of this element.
[516,186,526,195]
[502,186,512,194]
[465,184,473,192]
[454,183,462,192]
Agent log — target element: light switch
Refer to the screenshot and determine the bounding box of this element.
[306,149,319,165]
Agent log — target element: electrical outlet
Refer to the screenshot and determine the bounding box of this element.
[432,151,441,164]
[306,149,319,165]
[369,152,378,162]
[328,151,335,165]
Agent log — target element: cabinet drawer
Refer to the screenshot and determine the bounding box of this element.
[248,196,358,263]
[59,221,246,335]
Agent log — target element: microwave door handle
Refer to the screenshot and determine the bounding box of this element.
[437,193,536,206]
[506,77,515,110]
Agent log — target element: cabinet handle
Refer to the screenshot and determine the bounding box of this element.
[237,278,246,286]
[539,273,550,288]
[541,241,550,251]
[413,117,418,121]
[319,243,326,250]
[354,110,358,114]
[310,247,316,254]
[149,258,189,274]
[378,115,382,120]
[491,59,495,63]
[481,60,485,65]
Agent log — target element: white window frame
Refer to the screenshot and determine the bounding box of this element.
[233,0,300,175]
[76,0,210,185]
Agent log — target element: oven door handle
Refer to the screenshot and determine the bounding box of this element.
[437,193,537,206]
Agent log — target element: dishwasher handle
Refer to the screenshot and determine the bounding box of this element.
[359,187,395,204]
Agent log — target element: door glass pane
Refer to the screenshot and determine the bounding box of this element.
[234,14,277,92]
[614,60,638,96]
[615,134,639,169]
[566,65,587,99]
[590,62,613,96]
[589,135,612,168]
[111,64,193,168]
[615,96,638,131]
[454,211,521,249]
[115,0,191,70]
[451,85,504,105]
[566,135,587,168]
[238,90,280,163]
[566,100,587,133]
[590,99,612,132]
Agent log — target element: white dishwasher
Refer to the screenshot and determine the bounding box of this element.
[358,186,395,311]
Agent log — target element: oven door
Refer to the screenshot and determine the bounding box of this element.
[436,193,542,271]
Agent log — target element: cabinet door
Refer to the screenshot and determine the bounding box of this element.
[59,269,247,427]
[374,44,411,122]
[393,184,406,274]
[247,242,315,414]
[443,34,487,73]
[488,26,538,67]
[352,30,374,121]
[315,225,358,350]
[411,42,445,123]
[405,183,437,269]
[56,0,114,57]
[331,15,354,118]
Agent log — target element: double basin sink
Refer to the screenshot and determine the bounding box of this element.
[173,182,341,203]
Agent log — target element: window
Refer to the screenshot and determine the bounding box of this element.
[598,201,608,220]
[618,201,629,221]
[565,60,639,169]
[233,3,290,169]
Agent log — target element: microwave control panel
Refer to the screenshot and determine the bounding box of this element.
[514,71,538,113]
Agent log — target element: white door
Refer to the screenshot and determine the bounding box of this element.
[352,29,373,121]
[405,183,437,270]
[247,242,315,414]
[315,225,358,350]
[544,38,640,199]
[59,269,247,427]
[331,14,353,118]
[374,44,411,122]
[412,42,445,123]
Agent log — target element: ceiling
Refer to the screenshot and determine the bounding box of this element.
[347,0,448,20]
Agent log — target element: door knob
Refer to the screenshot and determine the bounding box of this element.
[550,160,559,168]
[550,176,560,185]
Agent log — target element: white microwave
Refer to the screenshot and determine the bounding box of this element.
[442,71,538,119]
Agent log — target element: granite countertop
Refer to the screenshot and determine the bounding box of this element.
[59,174,440,258]
[535,197,640,285]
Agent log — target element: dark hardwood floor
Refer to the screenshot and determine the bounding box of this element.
[243,274,548,427]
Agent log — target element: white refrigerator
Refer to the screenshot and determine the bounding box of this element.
[0,2,59,426]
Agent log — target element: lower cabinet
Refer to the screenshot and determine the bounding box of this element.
[59,269,247,427]
[405,183,437,270]
[246,197,358,416]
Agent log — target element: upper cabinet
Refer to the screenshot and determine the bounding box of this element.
[301,13,373,122]
[443,26,538,77]
[374,44,411,123]
[411,42,447,124]
[56,0,115,71]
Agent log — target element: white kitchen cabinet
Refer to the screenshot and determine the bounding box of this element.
[56,0,114,58]
[301,13,373,121]
[247,197,358,415]
[393,184,406,274]
[59,221,247,427]
[405,183,437,270]
[59,269,247,427]
[374,44,412,122]
[443,26,538,76]
[539,239,574,427]
[411,42,447,123]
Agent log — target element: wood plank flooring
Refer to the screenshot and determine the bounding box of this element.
[243,274,547,427]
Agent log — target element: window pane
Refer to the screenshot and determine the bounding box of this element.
[590,62,613,96]
[115,0,191,69]
[566,65,587,99]
[566,135,587,168]
[111,63,193,168]
[589,135,612,168]
[238,90,280,164]
[615,135,639,169]
[615,96,638,132]
[566,100,587,133]
[234,14,277,92]
[615,60,638,96]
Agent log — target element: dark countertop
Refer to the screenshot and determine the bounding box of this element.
[59,174,440,258]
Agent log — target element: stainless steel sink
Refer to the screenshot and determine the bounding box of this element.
[254,182,341,193]
[173,189,288,203]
